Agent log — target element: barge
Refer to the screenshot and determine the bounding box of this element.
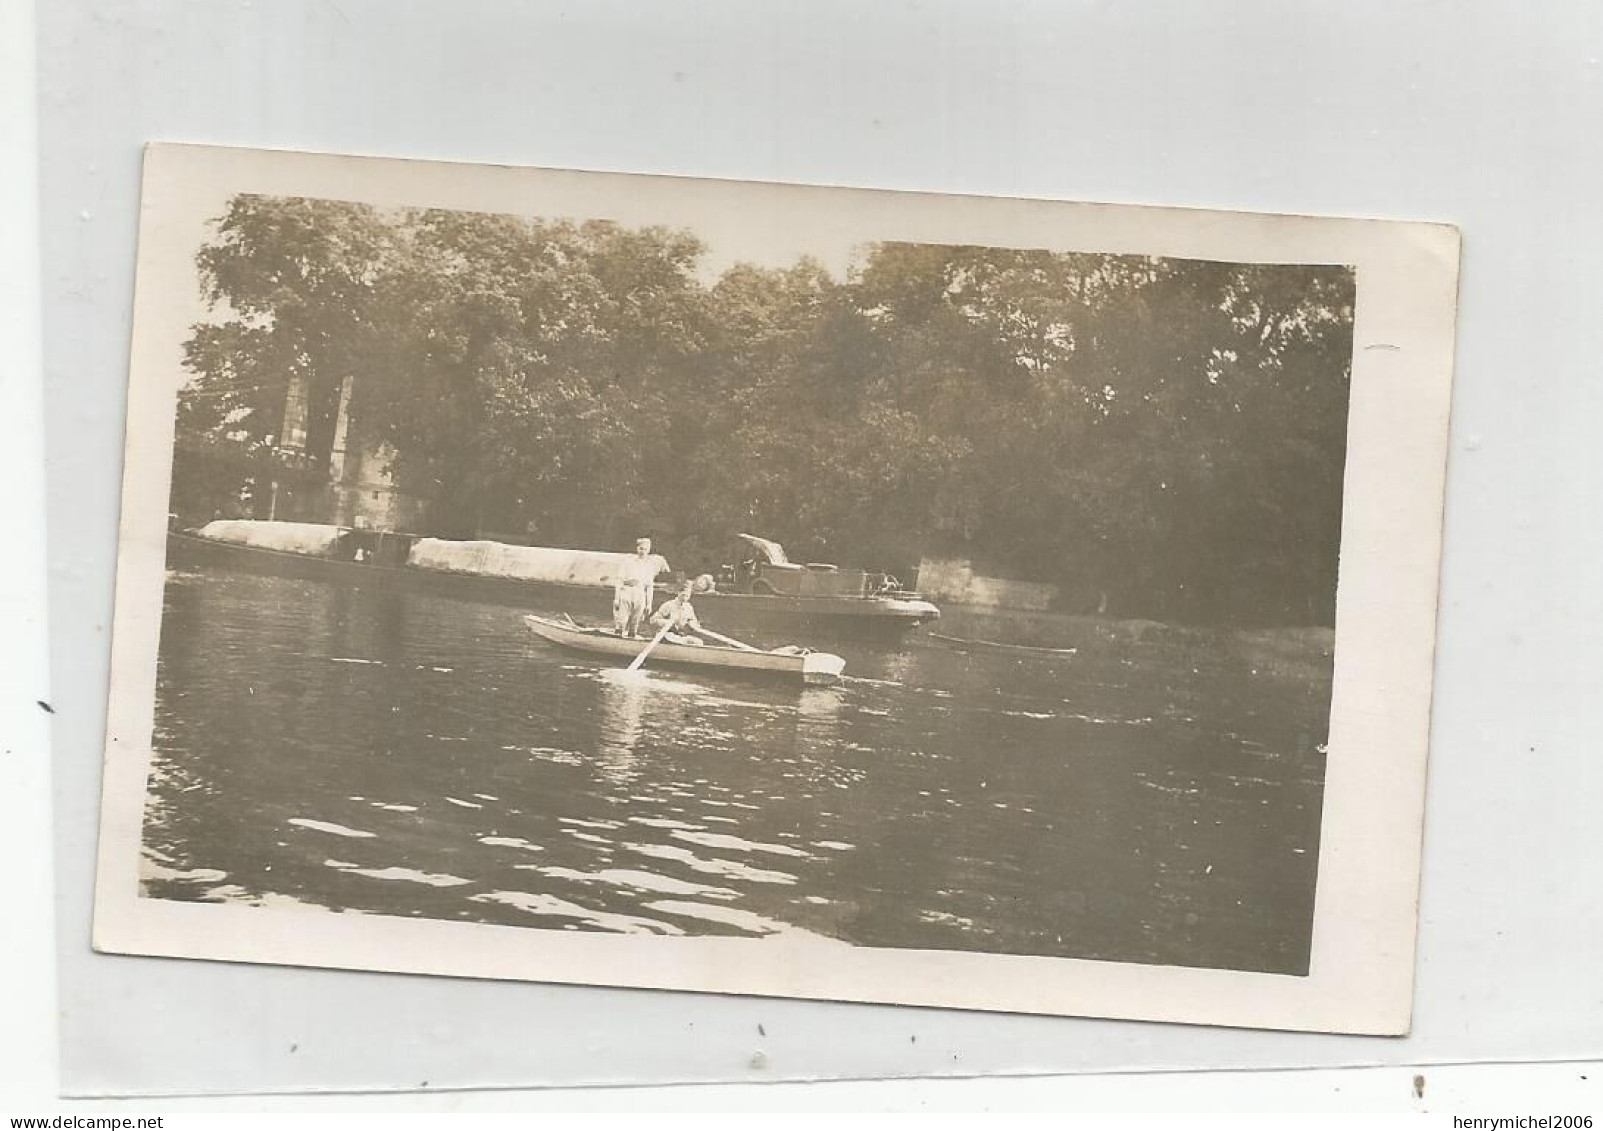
[165,522,939,642]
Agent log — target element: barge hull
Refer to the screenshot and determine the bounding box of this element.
[165,532,936,642]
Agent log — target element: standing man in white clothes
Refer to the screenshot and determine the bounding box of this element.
[613,537,670,637]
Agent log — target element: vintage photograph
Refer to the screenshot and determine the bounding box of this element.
[95,146,1458,1031]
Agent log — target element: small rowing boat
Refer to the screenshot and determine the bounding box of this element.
[522,614,846,685]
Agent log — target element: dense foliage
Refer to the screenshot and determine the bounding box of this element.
[178,195,1354,626]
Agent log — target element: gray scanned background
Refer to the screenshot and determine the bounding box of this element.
[38,0,1603,1096]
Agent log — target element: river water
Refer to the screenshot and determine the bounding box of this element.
[141,566,1329,975]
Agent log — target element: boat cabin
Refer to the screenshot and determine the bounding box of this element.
[718,533,906,600]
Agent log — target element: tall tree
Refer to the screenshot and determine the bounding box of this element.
[182,195,393,462]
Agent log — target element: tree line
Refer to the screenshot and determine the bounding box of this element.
[177,194,1355,626]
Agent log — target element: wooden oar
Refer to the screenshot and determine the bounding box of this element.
[626,588,695,672]
[696,626,762,652]
[626,616,676,672]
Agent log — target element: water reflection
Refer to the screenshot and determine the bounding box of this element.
[592,670,652,785]
[796,688,843,751]
[141,568,1330,974]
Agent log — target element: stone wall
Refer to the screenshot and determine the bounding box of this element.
[915,557,1059,611]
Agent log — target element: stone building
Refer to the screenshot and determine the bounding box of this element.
[272,373,429,532]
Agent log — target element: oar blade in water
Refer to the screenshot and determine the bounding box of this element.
[802,652,846,685]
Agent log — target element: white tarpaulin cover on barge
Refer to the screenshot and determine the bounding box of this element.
[197,520,345,558]
[407,539,626,587]
[196,521,631,587]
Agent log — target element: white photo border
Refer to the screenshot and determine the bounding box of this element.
[92,143,1459,1036]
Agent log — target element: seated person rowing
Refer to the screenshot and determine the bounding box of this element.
[650,575,715,645]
